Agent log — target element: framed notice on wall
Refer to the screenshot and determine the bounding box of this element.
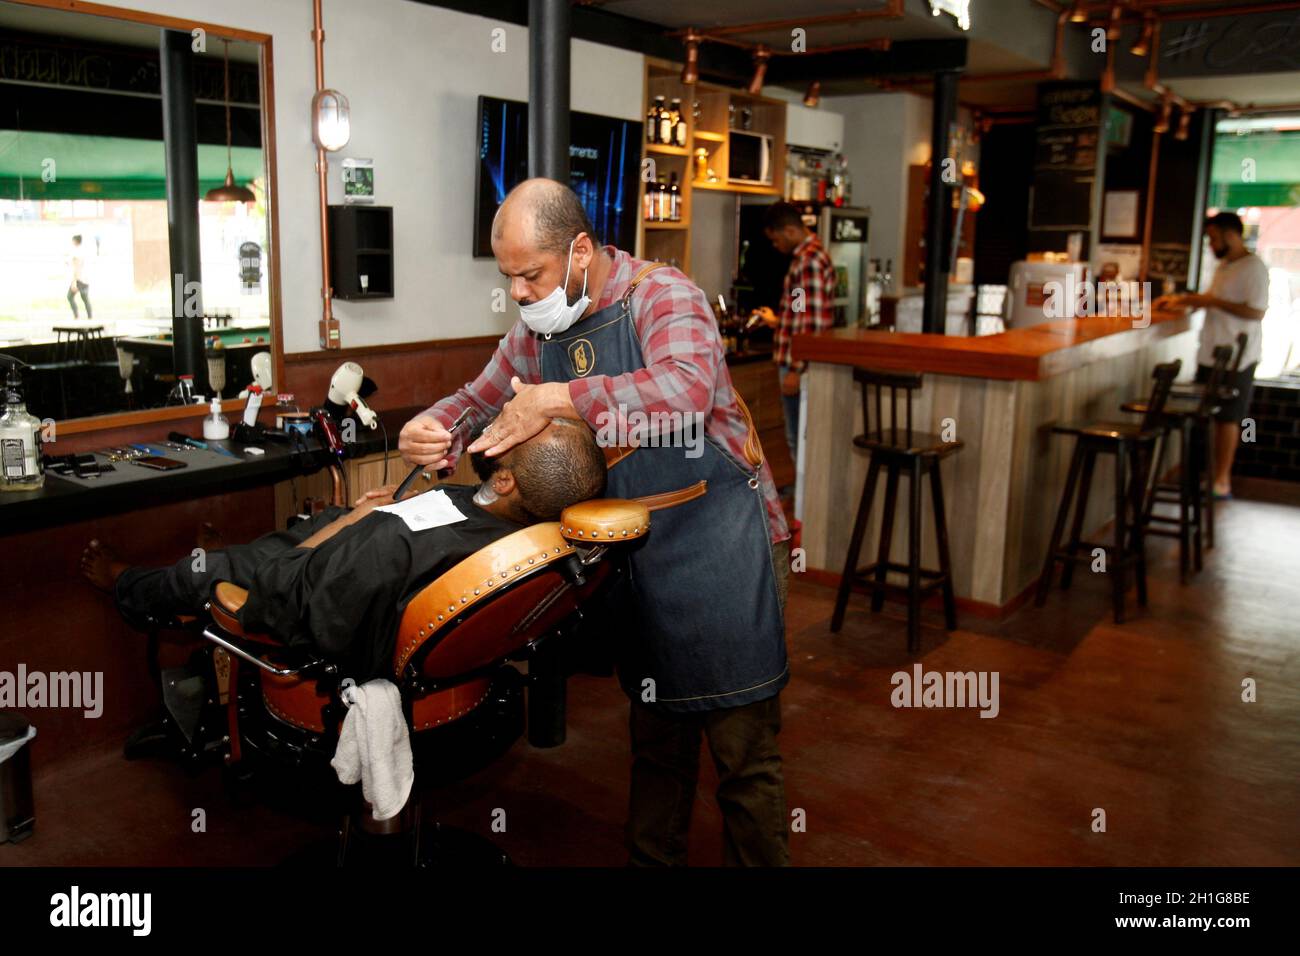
[1103,190,1140,239]
[342,158,375,204]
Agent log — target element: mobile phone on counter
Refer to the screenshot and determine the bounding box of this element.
[133,455,188,471]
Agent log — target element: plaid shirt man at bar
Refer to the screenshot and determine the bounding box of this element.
[757,201,837,470]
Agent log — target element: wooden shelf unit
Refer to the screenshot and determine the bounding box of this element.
[640,59,694,272]
[638,58,788,274]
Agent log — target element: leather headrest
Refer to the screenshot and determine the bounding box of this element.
[214,581,249,614]
[559,498,650,543]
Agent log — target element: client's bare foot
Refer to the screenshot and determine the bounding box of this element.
[197,522,226,551]
[80,539,129,593]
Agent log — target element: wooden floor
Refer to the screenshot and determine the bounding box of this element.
[6,479,1298,867]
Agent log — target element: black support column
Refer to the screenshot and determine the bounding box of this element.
[159,28,205,394]
[923,69,961,335]
[528,0,570,182]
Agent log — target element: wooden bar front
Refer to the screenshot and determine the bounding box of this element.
[792,309,1199,613]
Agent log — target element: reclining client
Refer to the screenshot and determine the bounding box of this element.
[79,418,607,680]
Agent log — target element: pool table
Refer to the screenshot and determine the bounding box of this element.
[115,323,271,401]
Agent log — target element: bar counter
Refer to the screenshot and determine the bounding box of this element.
[792,307,1199,614]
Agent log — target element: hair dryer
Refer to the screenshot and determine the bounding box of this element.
[327,361,378,429]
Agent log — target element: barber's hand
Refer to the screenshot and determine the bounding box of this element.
[466,376,560,457]
[399,415,452,469]
[754,306,778,328]
[780,369,802,397]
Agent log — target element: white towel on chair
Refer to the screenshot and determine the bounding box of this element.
[330,679,413,821]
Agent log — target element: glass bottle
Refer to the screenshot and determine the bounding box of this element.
[658,101,674,146]
[668,172,681,221]
[648,96,664,144]
[670,98,688,147]
[0,366,45,492]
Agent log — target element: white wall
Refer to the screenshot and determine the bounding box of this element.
[825,91,927,295]
[829,90,976,295]
[118,0,643,353]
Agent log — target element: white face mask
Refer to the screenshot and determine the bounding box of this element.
[517,238,590,337]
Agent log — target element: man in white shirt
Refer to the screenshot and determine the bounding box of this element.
[1155,212,1269,498]
[67,234,92,320]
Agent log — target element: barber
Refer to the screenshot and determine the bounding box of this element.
[400,179,791,866]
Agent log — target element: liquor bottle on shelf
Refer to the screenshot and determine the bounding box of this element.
[648,96,665,144]
[815,158,828,204]
[657,101,674,147]
[668,172,681,220]
[830,154,851,207]
[670,98,688,147]
[657,176,670,221]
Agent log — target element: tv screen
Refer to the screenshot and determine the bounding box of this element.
[473,95,641,258]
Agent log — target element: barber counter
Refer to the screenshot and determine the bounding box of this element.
[0,405,454,774]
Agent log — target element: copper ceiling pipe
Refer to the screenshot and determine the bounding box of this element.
[1140,119,1161,280]
[669,0,905,40]
[312,0,338,350]
[786,37,892,57]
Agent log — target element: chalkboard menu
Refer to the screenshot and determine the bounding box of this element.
[1029,83,1102,233]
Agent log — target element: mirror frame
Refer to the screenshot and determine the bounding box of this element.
[6,0,284,435]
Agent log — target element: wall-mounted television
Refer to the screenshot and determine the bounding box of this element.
[473,95,641,259]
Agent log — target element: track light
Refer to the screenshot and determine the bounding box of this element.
[681,28,700,85]
[1068,1,1089,24]
[1106,4,1123,42]
[1154,96,1172,134]
[803,81,821,108]
[747,45,770,96]
[1130,15,1154,56]
[1174,108,1191,141]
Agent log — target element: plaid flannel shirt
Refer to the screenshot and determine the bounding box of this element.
[774,234,836,368]
[419,246,790,544]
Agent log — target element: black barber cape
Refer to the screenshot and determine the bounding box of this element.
[238,484,525,681]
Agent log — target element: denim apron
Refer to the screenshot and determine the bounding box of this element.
[538,266,788,713]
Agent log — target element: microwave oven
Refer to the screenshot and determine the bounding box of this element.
[728,130,773,186]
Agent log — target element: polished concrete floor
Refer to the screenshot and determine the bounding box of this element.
[5,480,1298,867]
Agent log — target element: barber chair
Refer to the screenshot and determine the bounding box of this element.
[180,496,652,865]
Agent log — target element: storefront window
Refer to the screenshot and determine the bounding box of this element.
[1206,116,1300,381]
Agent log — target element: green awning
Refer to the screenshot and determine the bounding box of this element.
[1209,130,1300,208]
[0,130,263,201]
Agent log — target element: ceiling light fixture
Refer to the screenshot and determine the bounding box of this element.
[1174,107,1191,141]
[1154,95,1172,134]
[747,45,770,96]
[681,28,701,85]
[1067,1,1089,24]
[1106,4,1123,42]
[205,39,256,203]
[1130,15,1154,56]
[803,80,821,108]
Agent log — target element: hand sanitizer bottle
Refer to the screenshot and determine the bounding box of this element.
[203,398,230,441]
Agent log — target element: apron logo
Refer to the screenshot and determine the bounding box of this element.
[568,338,596,377]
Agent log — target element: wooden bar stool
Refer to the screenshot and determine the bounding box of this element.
[1036,359,1181,624]
[831,368,962,653]
[1145,332,1246,554]
[1120,344,1234,583]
